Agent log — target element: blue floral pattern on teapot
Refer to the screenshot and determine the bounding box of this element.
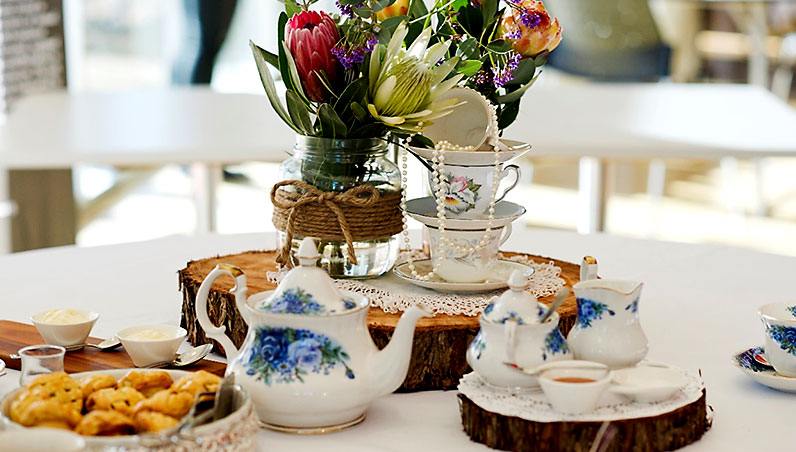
[245,326,355,385]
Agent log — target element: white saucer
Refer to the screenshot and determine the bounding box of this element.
[0,358,5,376]
[733,346,796,393]
[409,139,531,166]
[406,197,526,230]
[393,259,532,293]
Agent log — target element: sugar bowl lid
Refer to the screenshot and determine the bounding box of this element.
[255,238,363,315]
[482,269,542,324]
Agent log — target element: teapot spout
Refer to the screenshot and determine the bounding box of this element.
[370,304,432,397]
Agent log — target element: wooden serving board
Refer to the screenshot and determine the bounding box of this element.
[0,320,226,376]
[179,250,581,392]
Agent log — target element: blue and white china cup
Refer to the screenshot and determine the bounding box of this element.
[567,279,648,369]
[759,302,796,377]
[427,224,512,283]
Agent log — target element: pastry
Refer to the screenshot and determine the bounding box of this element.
[75,410,136,436]
[11,372,83,415]
[80,373,117,398]
[85,387,145,416]
[170,370,221,397]
[10,398,82,429]
[133,410,179,433]
[134,389,194,418]
[119,370,173,397]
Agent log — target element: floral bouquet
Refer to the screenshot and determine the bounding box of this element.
[253,0,561,278]
[250,0,561,143]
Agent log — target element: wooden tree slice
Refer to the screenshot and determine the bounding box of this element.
[458,391,711,451]
[179,250,580,392]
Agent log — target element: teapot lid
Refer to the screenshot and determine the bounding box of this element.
[255,238,364,315]
[482,269,543,324]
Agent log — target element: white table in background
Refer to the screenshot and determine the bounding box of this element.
[0,87,291,246]
[0,228,793,451]
[515,82,796,232]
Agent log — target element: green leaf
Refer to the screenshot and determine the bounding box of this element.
[318,104,348,138]
[495,71,540,103]
[378,16,407,44]
[408,0,428,19]
[457,6,483,37]
[259,48,279,69]
[457,60,482,76]
[487,40,512,53]
[277,13,299,95]
[282,42,308,102]
[498,100,520,130]
[451,0,468,11]
[507,58,535,86]
[457,37,478,59]
[286,90,313,135]
[335,78,368,116]
[350,102,368,121]
[371,0,396,13]
[249,41,298,133]
[481,0,498,27]
[284,0,302,17]
[409,134,434,148]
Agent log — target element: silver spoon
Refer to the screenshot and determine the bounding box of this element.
[539,287,570,323]
[504,359,608,376]
[64,337,122,352]
[144,344,213,369]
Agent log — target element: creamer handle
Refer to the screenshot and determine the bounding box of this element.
[195,264,247,362]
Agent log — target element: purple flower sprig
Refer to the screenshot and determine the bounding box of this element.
[506,0,544,29]
[336,0,364,19]
[491,52,521,88]
[331,34,378,69]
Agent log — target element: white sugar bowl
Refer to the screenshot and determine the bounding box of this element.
[467,270,573,388]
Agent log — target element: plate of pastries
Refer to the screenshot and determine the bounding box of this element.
[0,369,258,450]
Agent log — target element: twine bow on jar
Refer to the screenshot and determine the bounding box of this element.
[271,180,403,267]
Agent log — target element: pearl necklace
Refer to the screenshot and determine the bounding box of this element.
[399,140,502,281]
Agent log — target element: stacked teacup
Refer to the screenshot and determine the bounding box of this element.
[401,87,530,288]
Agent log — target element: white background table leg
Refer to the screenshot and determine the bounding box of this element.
[578,157,607,234]
[191,162,222,234]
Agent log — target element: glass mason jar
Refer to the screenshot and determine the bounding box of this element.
[277,136,401,278]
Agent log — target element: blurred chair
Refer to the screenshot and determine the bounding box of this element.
[544,0,670,81]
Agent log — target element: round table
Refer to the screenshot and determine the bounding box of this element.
[0,227,793,450]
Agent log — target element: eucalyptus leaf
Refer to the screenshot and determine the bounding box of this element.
[371,0,396,13]
[409,134,434,149]
[408,0,428,19]
[282,41,308,102]
[249,41,298,133]
[277,13,296,94]
[318,104,348,138]
[286,90,313,135]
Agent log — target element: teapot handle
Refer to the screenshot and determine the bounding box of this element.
[195,264,247,362]
[503,320,519,364]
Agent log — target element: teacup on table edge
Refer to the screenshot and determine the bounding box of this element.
[117,325,186,367]
[758,302,796,377]
[31,308,99,347]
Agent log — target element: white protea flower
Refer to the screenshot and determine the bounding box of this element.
[367,22,464,133]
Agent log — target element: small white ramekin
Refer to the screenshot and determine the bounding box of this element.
[117,324,186,367]
[31,309,99,347]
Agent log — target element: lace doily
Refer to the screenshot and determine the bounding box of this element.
[267,252,564,316]
[457,370,705,423]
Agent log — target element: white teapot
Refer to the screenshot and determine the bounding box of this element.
[195,238,431,432]
[467,270,573,388]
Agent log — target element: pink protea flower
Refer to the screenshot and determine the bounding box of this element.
[285,11,342,102]
[500,0,562,58]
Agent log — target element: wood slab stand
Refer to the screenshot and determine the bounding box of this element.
[179,250,580,392]
[458,391,711,451]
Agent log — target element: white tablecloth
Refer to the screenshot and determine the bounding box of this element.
[0,227,794,451]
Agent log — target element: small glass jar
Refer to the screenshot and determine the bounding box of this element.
[278,136,401,278]
[17,344,65,386]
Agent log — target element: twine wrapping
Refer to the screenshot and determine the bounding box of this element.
[271,180,403,266]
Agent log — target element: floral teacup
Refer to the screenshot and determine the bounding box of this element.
[428,163,520,219]
[759,302,796,377]
[427,225,511,283]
